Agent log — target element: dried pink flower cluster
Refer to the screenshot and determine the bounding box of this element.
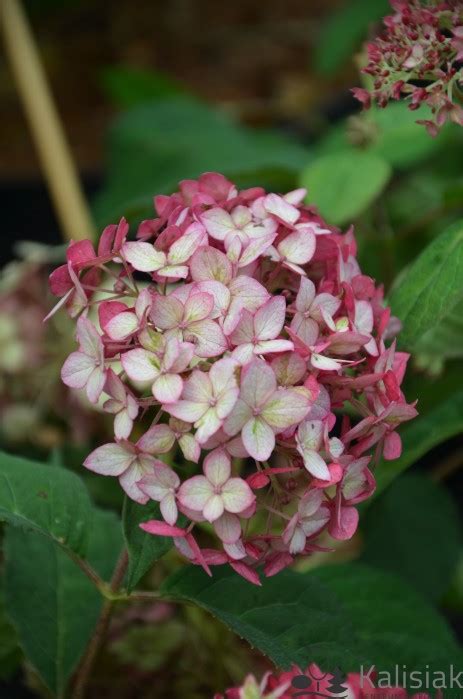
[215,663,436,699]
[49,172,416,585]
[353,0,463,135]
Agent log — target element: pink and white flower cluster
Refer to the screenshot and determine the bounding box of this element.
[50,172,416,584]
[353,0,463,135]
[215,663,437,699]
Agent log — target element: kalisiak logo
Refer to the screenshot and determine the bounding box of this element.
[291,666,349,697]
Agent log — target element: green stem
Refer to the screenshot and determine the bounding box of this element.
[71,549,129,699]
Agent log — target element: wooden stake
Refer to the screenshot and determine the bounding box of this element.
[0,0,96,242]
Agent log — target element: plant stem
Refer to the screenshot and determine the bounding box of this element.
[0,0,95,242]
[431,447,463,483]
[71,550,129,699]
[67,551,107,592]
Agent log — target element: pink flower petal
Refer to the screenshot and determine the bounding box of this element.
[278,229,315,265]
[186,319,228,358]
[300,449,330,480]
[261,387,311,430]
[201,208,236,240]
[329,506,359,540]
[105,311,138,341]
[76,316,102,359]
[237,233,276,268]
[160,493,178,526]
[383,430,402,460]
[182,369,212,403]
[121,348,160,383]
[164,400,207,424]
[230,561,261,586]
[221,478,255,513]
[213,512,242,544]
[153,373,183,403]
[168,223,207,265]
[61,351,94,389]
[140,520,186,537]
[137,424,175,454]
[204,450,231,487]
[264,193,300,225]
[203,494,225,522]
[184,292,214,323]
[254,296,286,341]
[151,295,184,330]
[122,241,166,272]
[223,398,253,436]
[178,475,214,511]
[242,417,275,461]
[84,442,134,476]
[86,366,106,403]
[190,246,232,284]
[239,359,277,409]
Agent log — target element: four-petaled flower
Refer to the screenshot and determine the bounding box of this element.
[84,424,175,503]
[61,316,106,403]
[230,296,294,364]
[151,290,227,358]
[224,359,312,461]
[164,358,239,444]
[122,222,207,279]
[178,450,254,526]
[122,337,194,403]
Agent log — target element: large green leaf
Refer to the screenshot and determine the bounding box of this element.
[313,565,462,673]
[413,298,463,374]
[374,390,463,496]
[0,451,92,557]
[162,563,461,673]
[100,66,187,108]
[389,221,463,351]
[362,475,460,601]
[300,150,391,225]
[122,497,173,591]
[314,0,390,75]
[0,587,21,679]
[93,98,309,225]
[4,509,122,697]
[318,105,446,171]
[369,103,452,168]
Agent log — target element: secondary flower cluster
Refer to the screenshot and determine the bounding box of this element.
[1,246,95,446]
[50,172,416,584]
[353,0,463,135]
[215,664,437,699]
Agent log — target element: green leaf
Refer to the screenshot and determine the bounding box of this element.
[374,390,463,496]
[0,451,92,556]
[100,66,187,108]
[122,497,173,591]
[362,475,460,600]
[369,103,449,168]
[317,104,449,170]
[312,565,461,672]
[162,563,461,672]
[299,150,391,225]
[389,221,463,351]
[314,0,390,75]
[93,97,309,225]
[0,586,21,679]
[4,509,122,697]
[414,298,463,374]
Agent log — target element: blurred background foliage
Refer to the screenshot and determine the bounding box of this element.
[1,0,463,697]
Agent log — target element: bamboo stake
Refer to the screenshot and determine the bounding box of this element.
[0,0,96,242]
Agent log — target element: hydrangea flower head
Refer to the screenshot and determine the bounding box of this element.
[50,171,416,584]
[353,0,463,135]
